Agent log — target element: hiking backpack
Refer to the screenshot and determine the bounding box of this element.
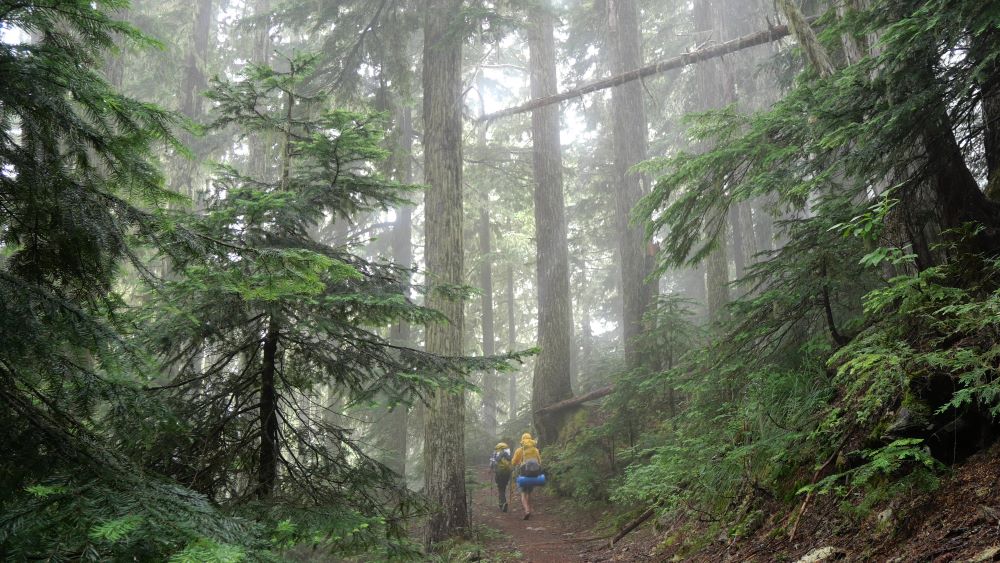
[520,458,542,478]
[494,450,513,477]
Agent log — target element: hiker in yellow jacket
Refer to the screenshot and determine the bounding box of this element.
[511,432,543,520]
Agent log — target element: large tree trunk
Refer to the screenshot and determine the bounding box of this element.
[422,0,469,544]
[693,0,734,323]
[180,0,213,120]
[257,319,280,499]
[177,0,215,201]
[606,0,657,369]
[973,29,1000,201]
[922,96,1000,243]
[528,1,574,445]
[248,0,273,183]
[836,0,866,66]
[478,209,497,440]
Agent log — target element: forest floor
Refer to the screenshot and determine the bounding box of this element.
[470,467,659,562]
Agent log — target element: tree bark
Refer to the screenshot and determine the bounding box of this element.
[753,200,775,253]
[527,1,574,445]
[422,0,469,544]
[922,95,1000,242]
[611,506,656,546]
[739,201,759,263]
[777,0,834,78]
[607,0,657,370]
[507,264,518,421]
[180,0,213,120]
[693,0,733,323]
[257,319,280,499]
[248,0,272,183]
[478,209,497,439]
[836,0,865,66]
[385,104,414,480]
[973,29,1000,201]
[705,226,730,323]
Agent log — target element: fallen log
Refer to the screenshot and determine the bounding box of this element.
[534,385,614,416]
[480,19,812,122]
[610,506,656,547]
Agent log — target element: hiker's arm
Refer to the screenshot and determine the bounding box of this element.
[512,448,523,466]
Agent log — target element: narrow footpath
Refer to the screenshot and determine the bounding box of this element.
[471,467,609,562]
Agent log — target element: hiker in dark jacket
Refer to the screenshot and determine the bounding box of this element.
[489,441,513,512]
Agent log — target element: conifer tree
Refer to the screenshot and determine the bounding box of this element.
[139,54,482,552]
[0,2,262,558]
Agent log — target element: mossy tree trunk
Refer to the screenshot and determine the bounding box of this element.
[528,0,574,445]
[606,0,657,369]
[422,0,469,545]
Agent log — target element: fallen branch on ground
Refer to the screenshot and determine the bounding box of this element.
[788,436,849,541]
[611,505,657,547]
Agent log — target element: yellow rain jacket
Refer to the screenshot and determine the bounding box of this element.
[512,435,541,466]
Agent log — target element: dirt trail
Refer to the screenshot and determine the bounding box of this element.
[472,467,604,562]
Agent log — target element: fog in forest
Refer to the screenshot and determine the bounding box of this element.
[5,0,1000,560]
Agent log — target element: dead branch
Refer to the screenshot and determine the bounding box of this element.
[610,506,656,547]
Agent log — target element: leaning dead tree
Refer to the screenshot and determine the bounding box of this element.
[480,19,812,122]
[534,385,614,416]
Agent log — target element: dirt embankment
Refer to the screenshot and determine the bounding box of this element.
[652,444,1000,562]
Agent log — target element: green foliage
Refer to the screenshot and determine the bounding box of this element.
[567,0,1000,538]
[2,476,265,560]
[423,524,509,563]
[803,439,941,497]
[612,363,834,512]
[0,6,520,559]
[90,515,144,543]
[168,538,246,563]
[0,1,269,559]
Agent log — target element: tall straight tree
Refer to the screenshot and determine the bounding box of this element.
[527,1,574,444]
[422,0,469,544]
[179,0,214,120]
[479,208,498,439]
[606,0,657,369]
[175,0,216,201]
[507,263,518,420]
[693,0,733,323]
[385,104,415,479]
